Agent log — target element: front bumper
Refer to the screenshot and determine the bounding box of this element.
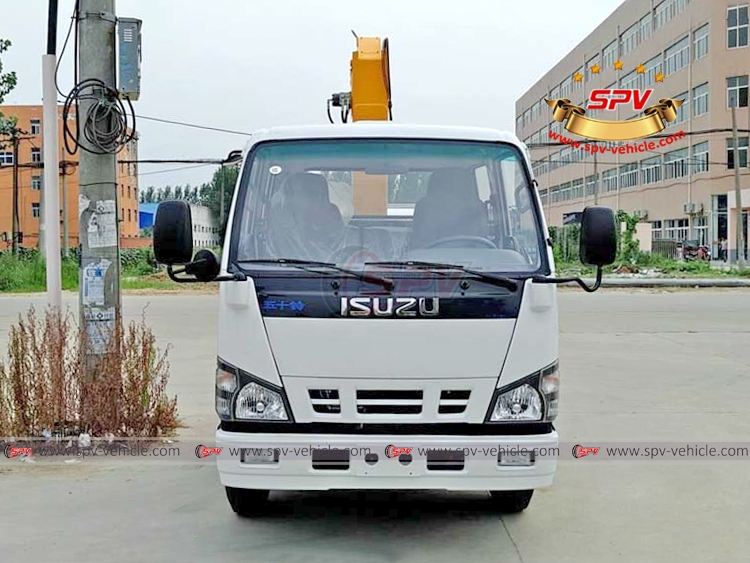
[215,429,558,491]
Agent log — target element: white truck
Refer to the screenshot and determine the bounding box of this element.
[153,122,617,516]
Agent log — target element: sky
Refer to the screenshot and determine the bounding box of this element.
[1,0,624,188]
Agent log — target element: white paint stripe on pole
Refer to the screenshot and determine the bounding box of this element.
[42,53,62,309]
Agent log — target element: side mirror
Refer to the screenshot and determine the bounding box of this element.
[185,249,221,282]
[579,206,617,266]
[154,201,193,265]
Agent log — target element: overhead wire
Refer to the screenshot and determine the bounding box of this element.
[133,163,219,177]
[54,0,249,143]
[54,0,78,97]
[134,114,253,136]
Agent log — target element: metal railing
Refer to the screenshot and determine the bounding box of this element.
[651,239,681,260]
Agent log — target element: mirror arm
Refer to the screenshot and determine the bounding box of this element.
[214,271,248,282]
[214,262,248,282]
[166,264,248,283]
[167,264,203,284]
[531,266,603,293]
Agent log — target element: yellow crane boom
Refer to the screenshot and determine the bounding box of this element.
[328,34,394,215]
[329,34,393,123]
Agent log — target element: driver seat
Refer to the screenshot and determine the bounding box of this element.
[409,167,488,249]
[267,172,345,260]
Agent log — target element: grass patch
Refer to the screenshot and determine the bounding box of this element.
[121,270,216,292]
[556,255,750,278]
[2,248,749,294]
[0,255,206,293]
[0,248,180,293]
[0,254,79,293]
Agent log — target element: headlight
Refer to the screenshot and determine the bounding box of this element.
[541,363,560,421]
[236,382,289,421]
[215,365,237,419]
[488,361,559,422]
[489,384,543,422]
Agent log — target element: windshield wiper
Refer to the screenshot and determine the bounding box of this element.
[365,261,518,291]
[238,259,395,291]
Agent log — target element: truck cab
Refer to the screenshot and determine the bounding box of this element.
[153,122,616,516]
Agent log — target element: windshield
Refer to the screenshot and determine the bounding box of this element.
[232,139,545,273]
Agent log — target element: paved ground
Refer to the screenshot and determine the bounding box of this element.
[1,289,749,562]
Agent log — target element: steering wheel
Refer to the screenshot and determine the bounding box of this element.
[426,236,498,249]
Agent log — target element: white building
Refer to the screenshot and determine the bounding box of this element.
[190,204,220,248]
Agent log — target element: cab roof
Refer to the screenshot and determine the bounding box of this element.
[242,122,524,152]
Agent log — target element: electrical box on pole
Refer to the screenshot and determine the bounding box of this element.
[117,17,141,100]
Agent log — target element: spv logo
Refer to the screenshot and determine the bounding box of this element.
[572,444,599,459]
[4,445,33,459]
[587,89,653,111]
[195,445,223,459]
[384,445,413,458]
[546,60,683,142]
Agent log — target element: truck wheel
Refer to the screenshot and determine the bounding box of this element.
[225,487,270,517]
[489,490,533,513]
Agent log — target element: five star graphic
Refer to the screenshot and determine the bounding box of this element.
[560,64,668,109]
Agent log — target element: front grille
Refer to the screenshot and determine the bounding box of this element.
[308,389,340,414]
[356,390,423,415]
[438,390,471,414]
[305,387,475,418]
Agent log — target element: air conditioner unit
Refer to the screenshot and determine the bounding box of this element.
[683,202,704,215]
[632,209,648,220]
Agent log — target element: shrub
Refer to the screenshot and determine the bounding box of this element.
[120,247,157,276]
[616,210,640,265]
[0,307,181,438]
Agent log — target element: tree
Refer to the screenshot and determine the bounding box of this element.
[198,166,239,237]
[140,186,156,203]
[198,181,212,206]
[0,38,19,136]
[138,167,238,235]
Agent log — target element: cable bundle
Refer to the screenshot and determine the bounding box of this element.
[62,78,136,155]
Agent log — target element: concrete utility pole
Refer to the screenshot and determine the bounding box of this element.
[11,133,19,255]
[78,0,121,360]
[42,0,62,308]
[731,106,745,268]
